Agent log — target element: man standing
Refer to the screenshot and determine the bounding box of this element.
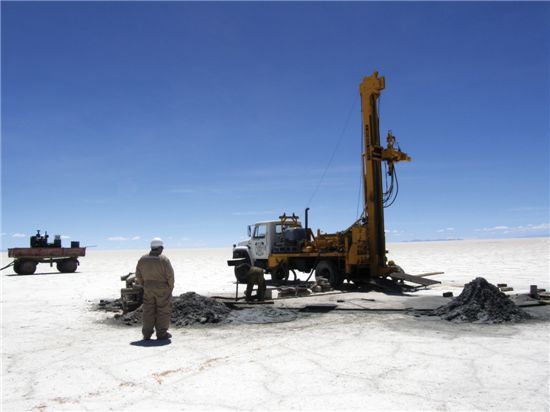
[136,237,174,340]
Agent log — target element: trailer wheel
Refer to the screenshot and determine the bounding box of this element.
[15,260,37,275]
[315,260,342,288]
[57,259,78,273]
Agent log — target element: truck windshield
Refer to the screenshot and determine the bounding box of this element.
[253,225,266,238]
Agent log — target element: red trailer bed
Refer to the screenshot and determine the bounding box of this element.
[8,247,86,258]
[6,247,86,275]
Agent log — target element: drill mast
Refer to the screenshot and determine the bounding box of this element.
[359,72,410,277]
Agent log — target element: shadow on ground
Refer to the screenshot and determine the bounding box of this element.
[130,339,172,347]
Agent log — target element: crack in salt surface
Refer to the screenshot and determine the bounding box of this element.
[151,355,230,385]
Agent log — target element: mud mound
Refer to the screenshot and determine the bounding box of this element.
[116,292,231,326]
[172,292,231,326]
[431,277,531,323]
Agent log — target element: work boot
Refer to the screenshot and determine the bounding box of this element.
[157,332,172,340]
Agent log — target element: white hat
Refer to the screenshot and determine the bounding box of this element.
[150,237,164,248]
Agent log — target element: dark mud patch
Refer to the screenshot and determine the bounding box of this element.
[115,292,231,326]
[428,277,531,323]
[95,292,298,326]
[226,306,298,324]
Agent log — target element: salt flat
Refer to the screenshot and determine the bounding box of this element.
[1,237,549,411]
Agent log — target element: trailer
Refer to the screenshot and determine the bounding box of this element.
[4,230,86,275]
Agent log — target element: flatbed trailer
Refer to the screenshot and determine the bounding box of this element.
[6,247,86,275]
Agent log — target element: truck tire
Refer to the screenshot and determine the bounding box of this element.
[233,252,251,283]
[315,260,342,288]
[15,260,37,275]
[271,263,289,282]
[57,259,78,273]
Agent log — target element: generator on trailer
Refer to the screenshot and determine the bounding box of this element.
[5,230,86,275]
[229,72,439,289]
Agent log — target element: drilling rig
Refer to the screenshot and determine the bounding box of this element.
[228,72,439,289]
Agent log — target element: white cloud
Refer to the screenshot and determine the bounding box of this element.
[437,227,455,233]
[61,235,71,239]
[108,236,129,241]
[108,235,141,241]
[475,223,549,233]
[1,232,6,236]
[12,233,26,238]
[475,226,508,232]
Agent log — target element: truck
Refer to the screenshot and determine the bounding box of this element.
[229,72,439,290]
[6,230,86,275]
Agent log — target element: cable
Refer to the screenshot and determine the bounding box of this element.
[307,95,359,207]
[383,167,399,208]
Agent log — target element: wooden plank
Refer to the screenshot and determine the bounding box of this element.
[416,271,445,277]
[389,272,441,286]
[227,300,274,306]
[300,304,337,313]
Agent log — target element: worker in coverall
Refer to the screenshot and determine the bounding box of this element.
[136,237,175,340]
[244,264,266,302]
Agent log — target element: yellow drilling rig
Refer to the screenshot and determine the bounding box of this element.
[229,72,439,289]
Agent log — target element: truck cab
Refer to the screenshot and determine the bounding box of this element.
[231,214,306,282]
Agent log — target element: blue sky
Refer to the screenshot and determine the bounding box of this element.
[2,2,549,250]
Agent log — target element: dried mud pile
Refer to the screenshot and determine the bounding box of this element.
[430,277,531,323]
[100,292,298,326]
[117,292,231,326]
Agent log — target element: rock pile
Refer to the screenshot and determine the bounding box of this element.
[313,277,333,292]
[116,292,231,326]
[277,286,311,298]
[97,298,123,312]
[430,277,531,323]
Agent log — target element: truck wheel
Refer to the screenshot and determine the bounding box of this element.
[57,259,78,273]
[271,263,289,282]
[15,260,37,275]
[233,252,251,283]
[234,264,250,283]
[315,260,342,288]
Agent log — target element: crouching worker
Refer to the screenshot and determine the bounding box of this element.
[238,263,266,302]
[387,260,405,274]
[136,237,175,340]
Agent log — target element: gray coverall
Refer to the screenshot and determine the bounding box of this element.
[136,249,175,339]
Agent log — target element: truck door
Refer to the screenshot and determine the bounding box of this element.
[252,224,268,260]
